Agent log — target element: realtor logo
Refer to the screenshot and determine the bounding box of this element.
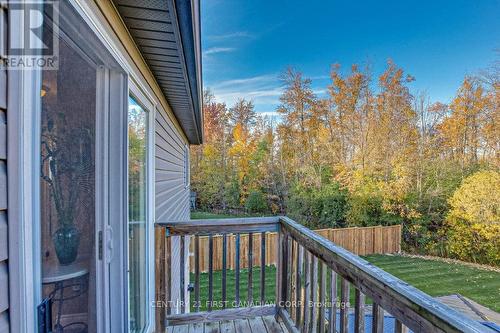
[2,1,59,69]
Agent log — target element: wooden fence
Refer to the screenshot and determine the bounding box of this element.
[188,224,401,273]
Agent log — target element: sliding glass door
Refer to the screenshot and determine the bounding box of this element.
[38,2,127,332]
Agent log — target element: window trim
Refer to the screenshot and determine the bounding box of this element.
[128,81,157,333]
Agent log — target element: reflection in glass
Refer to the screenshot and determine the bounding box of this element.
[128,97,149,332]
[40,9,96,333]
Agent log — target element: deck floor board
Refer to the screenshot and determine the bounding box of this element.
[167,315,289,333]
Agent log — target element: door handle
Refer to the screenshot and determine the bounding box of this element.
[106,225,113,263]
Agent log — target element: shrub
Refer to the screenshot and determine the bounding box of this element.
[224,179,240,209]
[245,190,268,213]
[345,178,399,227]
[287,183,348,229]
[445,170,500,266]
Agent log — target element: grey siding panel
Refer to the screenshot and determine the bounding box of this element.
[155,109,188,219]
[0,162,6,210]
[0,69,5,110]
[0,262,7,313]
[0,311,8,333]
[0,4,7,327]
[156,112,184,150]
[156,173,183,183]
[0,213,6,262]
[0,112,5,160]
[155,142,183,165]
[155,108,190,314]
[155,157,183,173]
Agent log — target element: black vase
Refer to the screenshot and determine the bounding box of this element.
[53,225,80,265]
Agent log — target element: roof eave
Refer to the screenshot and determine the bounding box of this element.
[169,0,203,144]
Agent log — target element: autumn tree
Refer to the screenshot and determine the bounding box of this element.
[277,67,319,186]
[190,90,231,209]
[439,77,489,168]
[192,57,499,261]
[230,98,257,131]
[326,63,374,176]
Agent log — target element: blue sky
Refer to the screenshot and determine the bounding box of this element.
[201,0,499,116]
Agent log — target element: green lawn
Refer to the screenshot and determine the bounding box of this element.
[190,211,241,219]
[190,254,500,312]
[190,211,271,220]
[191,267,277,311]
[364,254,500,312]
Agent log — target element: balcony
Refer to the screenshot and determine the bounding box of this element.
[154,217,488,333]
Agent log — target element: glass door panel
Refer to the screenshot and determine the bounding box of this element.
[40,28,97,333]
[39,2,126,332]
[128,96,149,332]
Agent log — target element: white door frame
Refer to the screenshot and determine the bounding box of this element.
[128,79,157,333]
[7,31,43,333]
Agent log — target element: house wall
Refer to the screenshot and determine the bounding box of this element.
[0,4,8,332]
[97,0,193,313]
[155,108,190,312]
[96,0,194,314]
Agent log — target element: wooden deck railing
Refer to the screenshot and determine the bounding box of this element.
[155,217,489,333]
[189,225,401,273]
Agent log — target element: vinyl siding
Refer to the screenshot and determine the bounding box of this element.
[0,4,8,331]
[155,107,190,313]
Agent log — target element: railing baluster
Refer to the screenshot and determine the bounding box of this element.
[319,262,327,333]
[283,233,290,308]
[208,235,213,311]
[235,233,240,307]
[166,235,172,316]
[290,240,296,321]
[303,251,311,333]
[340,278,349,333]
[248,232,254,304]
[194,235,200,312]
[354,289,365,333]
[276,228,284,311]
[372,303,384,333]
[222,233,227,309]
[328,270,337,333]
[295,245,304,327]
[311,256,319,332]
[260,232,266,305]
[394,319,407,333]
[180,236,186,313]
[286,237,292,312]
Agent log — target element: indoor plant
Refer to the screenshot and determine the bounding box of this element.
[41,115,93,265]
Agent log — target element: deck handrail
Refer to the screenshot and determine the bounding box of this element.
[157,217,280,235]
[154,216,491,332]
[278,216,489,333]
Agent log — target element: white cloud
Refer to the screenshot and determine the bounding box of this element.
[313,89,328,96]
[310,75,330,80]
[258,111,282,117]
[208,74,282,109]
[206,31,254,41]
[213,74,278,88]
[207,74,328,113]
[203,47,236,56]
